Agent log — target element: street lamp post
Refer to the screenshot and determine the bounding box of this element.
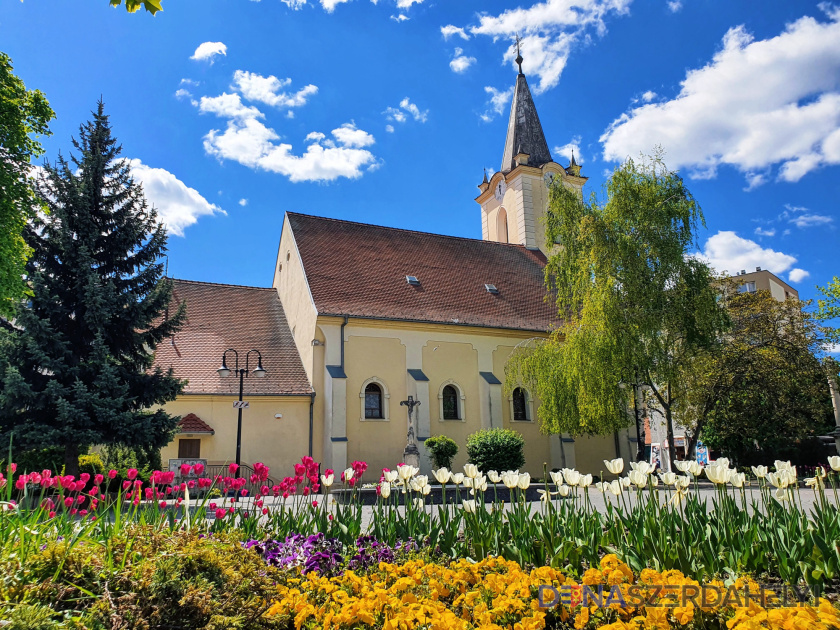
[216,348,267,476]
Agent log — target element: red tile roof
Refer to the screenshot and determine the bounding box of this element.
[178,413,215,434]
[287,213,559,332]
[154,279,313,396]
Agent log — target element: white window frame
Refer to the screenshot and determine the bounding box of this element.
[360,377,390,422]
[438,380,466,422]
[508,386,534,422]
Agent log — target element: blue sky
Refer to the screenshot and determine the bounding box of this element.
[2,0,838,313]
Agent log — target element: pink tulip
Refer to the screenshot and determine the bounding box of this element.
[108,469,117,479]
[64,497,73,508]
[127,469,138,480]
[79,473,90,484]
[90,487,99,496]
[122,481,131,490]
[193,463,204,475]
[209,502,217,509]
[49,511,56,518]
[159,501,167,509]
[228,463,238,475]
[215,508,226,519]
[94,474,104,485]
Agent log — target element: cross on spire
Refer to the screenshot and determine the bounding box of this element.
[515,35,524,75]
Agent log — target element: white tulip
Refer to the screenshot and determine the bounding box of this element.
[579,474,593,488]
[774,488,789,502]
[422,484,432,495]
[557,484,571,497]
[687,461,704,477]
[517,473,531,490]
[594,481,608,493]
[660,472,677,486]
[379,482,391,499]
[704,464,731,485]
[383,470,398,483]
[751,465,768,479]
[487,470,501,483]
[828,456,840,472]
[608,480,622,496]
[451,473,464,485]
[628,470,648,488]
[502,472,519,489]
[630,461,655,475]
[674,460,689,473]
[549,470,563,486]
[774,460,793,472]
[604,458,625,475]
[462,499,476,513]
[767,471,789,489]
[537,488,556,503]
[716,458,730,469]
[464,464,479,479]
[620,476,632,488]
[433,468,451,484]
[675,475,691,490]
[730,472,746,488]
[320,474,335,487]
[343,468,354,482]
[562,469,581,486]
[397,464,418,481]
[413,497,425,510]
[477,480,488,492]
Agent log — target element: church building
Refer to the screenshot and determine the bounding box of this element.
[156,61,635,479]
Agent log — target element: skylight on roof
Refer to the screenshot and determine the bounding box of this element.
[406,275,420,286]
[485,284,499,294]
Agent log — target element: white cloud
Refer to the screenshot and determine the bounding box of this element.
[128,159,224,237]
[827,343,840,355]
[198,93,264,120]
[232,70,318,109]
[441,25,470,40]
[480,86,514,122]
[280,0,307,8]
[385,124,395,133]
[238,198,248,207]
[667,0,682,12]
[641,90,656,102]
[788,268,810,282]
[396,0,422,7]
[601,9,840,185]
[174,88,192,100]
[391,14,409,22]
[321,0,351,11]
[789,213,834,228]
[467,0,633,93]
[190,42,227,63]
[331,122,375,148]
[754,227,776,237]
[696,231,799,277]
[554,136,584,164]
[180,78,200,87]
[450,48,477,73]
[384,98,428,126]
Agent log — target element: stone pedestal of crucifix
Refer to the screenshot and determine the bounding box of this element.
[400,395,421,468]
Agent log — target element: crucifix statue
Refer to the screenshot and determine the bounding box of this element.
[400,395,422,468]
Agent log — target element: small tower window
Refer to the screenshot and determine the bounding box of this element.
[512,387,529,421]
[365,383,383,419]
[442,385,459,420]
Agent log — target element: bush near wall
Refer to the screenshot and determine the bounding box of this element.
[466,427,525,473]
[424,434,458,470]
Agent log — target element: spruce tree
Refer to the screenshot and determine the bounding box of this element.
[0,102,185,476]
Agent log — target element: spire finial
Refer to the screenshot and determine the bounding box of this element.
[571,150,577,167]
[515,35,523,75]
[482,168,488,184]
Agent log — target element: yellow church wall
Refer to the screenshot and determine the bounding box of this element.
[572,434,621,477]
[344,335,408,476]
[160,395,313,478]
[273,215,319,384]
[493,345,552,474]
[422,340,481,473]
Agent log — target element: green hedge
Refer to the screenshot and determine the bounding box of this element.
[466,428,525,473]
[424,435,458,470]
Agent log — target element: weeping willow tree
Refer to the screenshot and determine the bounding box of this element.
[506,154,727,469]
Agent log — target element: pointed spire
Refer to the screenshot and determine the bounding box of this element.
[570,150,578,167]
[482,168,488,184]
[501,47,552,173]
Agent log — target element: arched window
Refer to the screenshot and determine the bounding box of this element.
[512,387,529,422]
[442,385,460,420]
[497,208,509,244]
[365,383,383,419]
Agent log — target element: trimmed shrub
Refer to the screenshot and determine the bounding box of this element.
[78,453,104,478]
[466,428,525,473]
[424,435,458,470]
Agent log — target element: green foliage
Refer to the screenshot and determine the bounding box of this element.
[0,53,54,318]
[685,287,836,466]
[466,428,525,473]
[816,275,840,345]
[108,0,163,14]
[78,452,104,477]
[0,102,185,477]
[506,154,726,470]
[424,435,459,470]
[2,445,65,474]
[102,443,163,482]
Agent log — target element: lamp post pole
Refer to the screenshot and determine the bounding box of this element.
[216,348,267,478]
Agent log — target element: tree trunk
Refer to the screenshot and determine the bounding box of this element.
[665,382,676,473]
[827,368,840,455]
[633,383,646,461]
[64,442,80,478]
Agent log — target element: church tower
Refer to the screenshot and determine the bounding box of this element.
[476,46,587,255]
